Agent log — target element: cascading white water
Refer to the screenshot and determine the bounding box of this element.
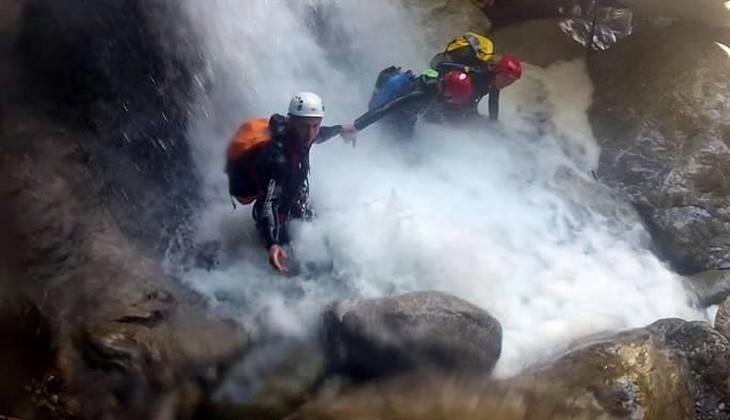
[177,0,703,376]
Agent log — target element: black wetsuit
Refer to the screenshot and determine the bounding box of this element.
[251,114,341,248]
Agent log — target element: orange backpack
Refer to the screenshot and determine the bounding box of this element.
[225,117,272,204]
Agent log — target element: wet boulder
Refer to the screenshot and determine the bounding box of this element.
[322,291,502,380]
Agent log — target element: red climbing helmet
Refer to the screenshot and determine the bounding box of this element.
[496,55,522,80]
[441,70,474,105]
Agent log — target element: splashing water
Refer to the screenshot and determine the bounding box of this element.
[176,0,703,377]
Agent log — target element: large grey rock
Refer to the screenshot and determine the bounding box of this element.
[322,291,502,380]
[588,22,730,274]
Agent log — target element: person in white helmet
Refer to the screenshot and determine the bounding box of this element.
[241,92,356,273]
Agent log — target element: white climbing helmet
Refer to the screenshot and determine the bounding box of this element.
[288,92,325,118]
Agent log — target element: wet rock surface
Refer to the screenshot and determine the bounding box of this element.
[290,319,729,420]
[323,291,502,380]
[0,2,247,418]
[588,23,730,274]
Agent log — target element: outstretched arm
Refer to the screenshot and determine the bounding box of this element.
[313,124,358,146]
[315,89,429,146]
[353,89,429,131]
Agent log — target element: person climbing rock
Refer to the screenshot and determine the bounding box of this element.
[360,67,475,139]
[360,33,522,139]
[225,92,357,273]
[429,32,522,122]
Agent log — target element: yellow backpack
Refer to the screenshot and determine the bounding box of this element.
[445,32,496,64]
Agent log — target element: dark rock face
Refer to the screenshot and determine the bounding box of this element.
[13,0,203,252]
[655,320,730,420]
[322,291,502,380]
[613,0,730,27]
[0,296,57,419]
[588,23,730,274]
[15,0,198,133]
[0,2,247,418]
[0,121,247,419]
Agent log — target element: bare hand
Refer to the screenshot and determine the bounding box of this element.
[268,244,288,273]
[340,124,357,148]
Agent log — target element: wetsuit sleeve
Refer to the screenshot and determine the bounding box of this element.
[315,88,431,143]
[257,154,287,248]
[314,125,344,144]
[488,87,500,122]
[353,89,432,131]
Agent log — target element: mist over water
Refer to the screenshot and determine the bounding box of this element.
[176,0,703,376]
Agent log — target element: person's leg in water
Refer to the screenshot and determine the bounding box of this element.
[251,176,313,242]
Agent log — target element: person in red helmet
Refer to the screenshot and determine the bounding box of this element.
[494,55,522,89]
[357,67,481,139]
[430,33,522,122]
[441,70,474,105]
[430,54,522,123]
[358,51,522,140]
